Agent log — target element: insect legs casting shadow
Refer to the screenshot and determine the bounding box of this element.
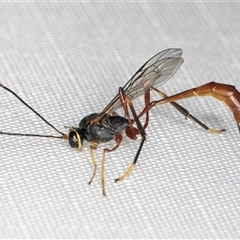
[1,49,239,195]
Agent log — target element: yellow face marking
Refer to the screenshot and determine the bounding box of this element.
[68,128,83,150]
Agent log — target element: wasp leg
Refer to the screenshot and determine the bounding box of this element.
[88,141,99,185]
[143,91,150,130]
[137,87,225,134]
[125,91,150,138]
[118,87,146,139]
[152,87,225,134]
[115,134,145,182]
[115,87,147,182]
[129,87,222,136]
[101,134,122,196]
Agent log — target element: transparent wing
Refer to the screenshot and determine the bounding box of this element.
[101,48,184,115]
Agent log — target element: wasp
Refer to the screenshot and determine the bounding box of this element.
[1,48,239,195]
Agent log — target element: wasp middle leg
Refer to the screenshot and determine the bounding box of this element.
[114,87,147,183]
[88,140,99,186]
[101,134,123,195]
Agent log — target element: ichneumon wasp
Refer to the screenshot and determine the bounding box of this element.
[1,48,240,195]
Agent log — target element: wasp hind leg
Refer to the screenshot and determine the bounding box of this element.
[153,87,225,134]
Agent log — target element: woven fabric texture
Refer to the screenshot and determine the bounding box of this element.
[0,2,239,239]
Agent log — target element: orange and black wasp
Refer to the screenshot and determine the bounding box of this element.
[1,48,239,195]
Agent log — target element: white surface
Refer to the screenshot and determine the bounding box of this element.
[0,2,239,239]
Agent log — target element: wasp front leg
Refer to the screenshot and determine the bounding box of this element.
[88,140,99,185]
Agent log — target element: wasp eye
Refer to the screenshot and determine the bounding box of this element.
[68,129,82,150]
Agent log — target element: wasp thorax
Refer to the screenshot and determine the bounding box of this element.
[68,128,83,150]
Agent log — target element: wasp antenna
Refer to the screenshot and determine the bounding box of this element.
[0,83,67,138]
[0,131,67,139]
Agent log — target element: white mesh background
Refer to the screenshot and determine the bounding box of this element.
[0,2,240,239]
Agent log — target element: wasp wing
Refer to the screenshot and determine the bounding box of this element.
[101,48,183,115]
